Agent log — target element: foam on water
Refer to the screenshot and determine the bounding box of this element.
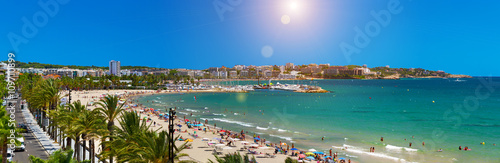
[212,113,226,117]
[332,144,411,162]
[256,126,269,130]
[185,109,199,112]
[278,129,287,132]
[269,134,293,141]
[212,118,254,127]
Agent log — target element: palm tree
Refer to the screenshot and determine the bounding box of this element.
[73,108,104,162]
[29,149,80,163]
[102,111,191,163]
[208,152,256,163]
[94,95,125,163]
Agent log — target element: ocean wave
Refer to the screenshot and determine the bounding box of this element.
[212,118,253,127]
[386,145,418,152]
[256,126,269,130]
[177,112,189,115]
[185,109,199,112]
[212,113,226,117]
[278,129,287,132]
[332,144,409,162]
[269,134,293,141]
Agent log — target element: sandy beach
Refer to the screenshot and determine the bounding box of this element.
[66,89,334,163]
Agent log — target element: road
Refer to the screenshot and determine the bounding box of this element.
[12,98,50,162]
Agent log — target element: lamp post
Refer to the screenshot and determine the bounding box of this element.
[168,107,176,163]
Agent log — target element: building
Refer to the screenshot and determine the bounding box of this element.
[240,70,249,77]
[120,69,131,76]
[339,69,363,75]
[285,63,294,70]
[109,60,121,76]
[229,71,237,78]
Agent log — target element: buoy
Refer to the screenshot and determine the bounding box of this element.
[369,97,372,99]
[407,89,409,91]
[432,101,435,103]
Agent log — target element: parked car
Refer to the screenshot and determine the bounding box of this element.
[7,148,14,161]
[15,137,25,152]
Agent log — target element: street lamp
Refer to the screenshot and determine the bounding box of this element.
[168,107,176,163]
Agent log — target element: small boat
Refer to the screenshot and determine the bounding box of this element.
[454,78,466,82]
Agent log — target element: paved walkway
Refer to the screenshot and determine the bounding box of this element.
[22,105,61,155]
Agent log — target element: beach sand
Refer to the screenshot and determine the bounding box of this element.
[67,89,302,163]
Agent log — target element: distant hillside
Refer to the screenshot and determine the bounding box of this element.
[1,61,163,70]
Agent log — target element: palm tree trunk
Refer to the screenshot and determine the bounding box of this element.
[108,121,114,163]
[91,140,95,163]
[2,139,8,163]
[74,137,79,160]
[67,137,72,150]
[82,134,87,161]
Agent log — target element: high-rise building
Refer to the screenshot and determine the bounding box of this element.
[109,60,121,76]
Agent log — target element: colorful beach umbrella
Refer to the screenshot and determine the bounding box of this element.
[298,154,306,158]
[306,156,315,160]
[313,151,324,155]
[290,148,298,150]
[305,152,315,155]
[254,137,260,140]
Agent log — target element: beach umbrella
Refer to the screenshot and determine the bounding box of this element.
[324,156,331,158]
[305,152,315,156]
[291,148,298,150]
[338,157,346,160]
[159,114,163,116]
[254,137,260,140]
[313,151,324,155]
[308,148,317,152]
[306,156,315,160]
[281,143,287,146]
[220,130,226,132]
[185,119,190,122]
[298,154,306,158]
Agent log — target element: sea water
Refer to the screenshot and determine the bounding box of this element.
[136,78,500,163]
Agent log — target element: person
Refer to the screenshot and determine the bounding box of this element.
[372,147,375,152]
[464,146,469,151]
[381,137,384,142]
[409,142,412,147]
[438,149,443,152]
[459,146,462,150]
[370,147,372,152]
[348,159,351,163]
[322,136,325,141]
[422,141,425,146]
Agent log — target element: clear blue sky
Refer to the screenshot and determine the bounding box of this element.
[1,0,499,76]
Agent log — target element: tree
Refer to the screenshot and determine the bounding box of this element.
[94,95,125,163]
[208,152,256,163]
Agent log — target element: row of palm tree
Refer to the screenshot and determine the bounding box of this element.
[16,73,194,163]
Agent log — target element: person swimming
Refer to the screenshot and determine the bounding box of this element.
[459,146,462,150]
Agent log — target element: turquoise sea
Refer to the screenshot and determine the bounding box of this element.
[135,78,500,163]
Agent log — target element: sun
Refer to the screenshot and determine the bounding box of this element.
[290,2,298,10]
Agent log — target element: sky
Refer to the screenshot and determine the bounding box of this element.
[1,0,499,76]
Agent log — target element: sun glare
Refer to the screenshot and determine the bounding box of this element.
[290,2,298,10]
